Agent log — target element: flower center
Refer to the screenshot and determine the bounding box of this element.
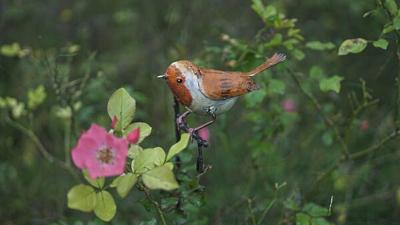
[97,148,114,164]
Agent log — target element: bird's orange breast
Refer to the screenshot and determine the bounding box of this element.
[165,64,193,107]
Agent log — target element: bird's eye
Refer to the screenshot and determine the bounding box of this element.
[176,78,183,83]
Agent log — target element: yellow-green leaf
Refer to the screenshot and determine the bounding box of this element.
[94,191,116,222]
[166,133,190,161]
[114,173,138,198]
[319,76,344,93]
[338,38,367,56]
[83,170,105,189]
[128,144,143,159]
[107,88,136,131]
[134,147,165,174]
[67,184,96,212]
[142,165,179,191]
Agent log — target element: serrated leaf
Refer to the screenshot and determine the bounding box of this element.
[94,191,116,222]
[142,165,179,191]
[296,213,311,225]
[67,184,96,212]
[83,170,105,188]
[373,39,389,50]
[268,79,286,95]
[338,38,367,55]
[107,88,136,131]
[125,122,152,143]
[113,173,138,198]
[303,203,330,217]
[166,133,190,161]
[319,76,344,93]
[134,147,165,174]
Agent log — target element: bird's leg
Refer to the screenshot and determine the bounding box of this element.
[188,113,216,147]
[176,110,191,131]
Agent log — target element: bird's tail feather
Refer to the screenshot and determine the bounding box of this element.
[248,53,286,77]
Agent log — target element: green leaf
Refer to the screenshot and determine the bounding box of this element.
[83,171,105,189]
[292,49,305,60]
[303,203,330,217]
[268,79,286,95]
[94,191,116,222]
[142,165,179,191]
[394,16,400,30]
[383,23,395,34]
[67,184,96,212]
[309,66,324,80]
[296,213,311,225]
[385,0,398,16]
[373,39,389,50]
[0,43,21,57]
[166,133,190,161]
[134,147,166,174]
[319,76,344,93]
[27,85,47,110]
[107,88,136,131]
[164,162,174,170]
[112,173,138,198]
[306,41,335,51]
[338,38,367,55]
[125,122,152,143]
[128,144,143,158]
[244,89,267,108]
[311,218,331,225]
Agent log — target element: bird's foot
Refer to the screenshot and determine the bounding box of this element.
[188,128,208,147]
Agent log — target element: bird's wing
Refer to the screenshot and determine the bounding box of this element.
[198,68,259,100]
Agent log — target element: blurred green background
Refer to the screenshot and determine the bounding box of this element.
[1,0,400,224]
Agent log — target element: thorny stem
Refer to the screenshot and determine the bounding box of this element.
[142,186,168,225]
[288,69,350,158]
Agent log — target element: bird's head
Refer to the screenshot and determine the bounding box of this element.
[158,60,198,106]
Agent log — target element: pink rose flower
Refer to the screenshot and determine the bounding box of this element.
[127,128,140,144]
[71,124,128,179]
[281,99,297,113]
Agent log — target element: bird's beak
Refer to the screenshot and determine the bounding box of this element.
[157,74,166,79]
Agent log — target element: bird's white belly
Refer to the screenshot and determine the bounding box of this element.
[184,74,238,115]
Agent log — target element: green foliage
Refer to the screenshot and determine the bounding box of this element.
[306,41,335,51]
[67,185,97,212]
[94,191,116,222]
[338,38,368,55]
[107,88,136,131]
[166,133,190,161]
[373,39,389,50]
[142,165,179,191]
[319,76,344,93]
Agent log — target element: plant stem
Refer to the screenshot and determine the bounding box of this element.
[288,69,350,158]
[142,187,168,225]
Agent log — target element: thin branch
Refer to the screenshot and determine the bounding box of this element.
[5,115,79,180]
[288,69,350,157]
[142,187,168,225]
[347,129,400,160]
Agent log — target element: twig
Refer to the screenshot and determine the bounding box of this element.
[247,198,257,225]
[257,199,276,225]
[347,129,400,160]
[5,115,79,180]
[142,187,168,225]
[288,69,350,158]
